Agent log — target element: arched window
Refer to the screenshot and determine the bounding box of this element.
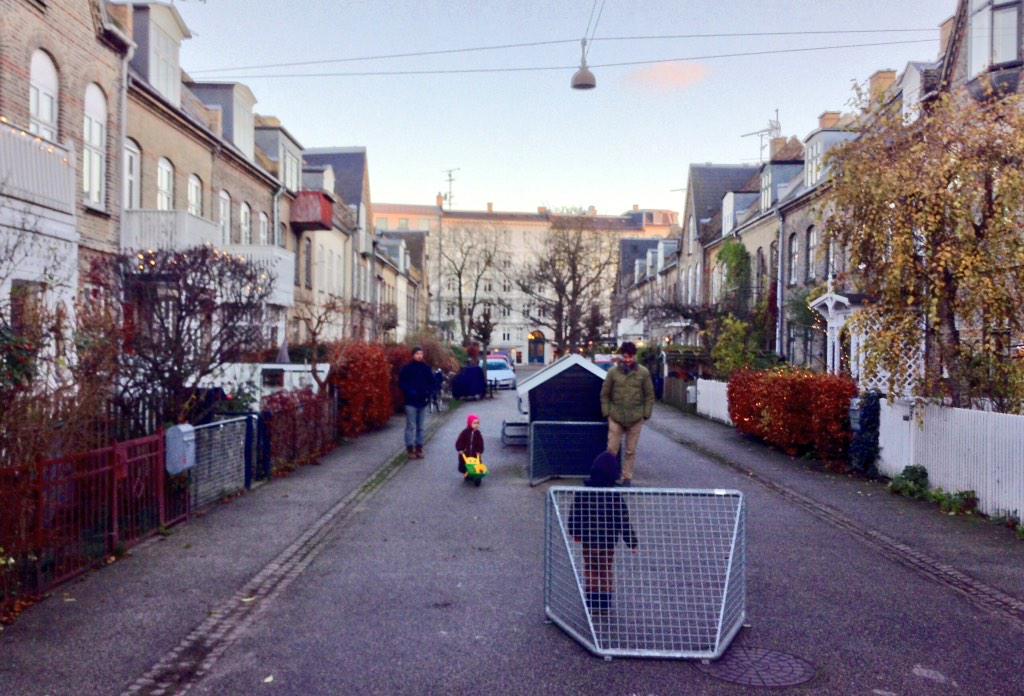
[304,239,313,289]
[123,139,141,210]
[239,203,252,244]
[277,222,286,248]
[787,233,799,286]
[218,191,231,244]
[258,212,269,245]
[82,84,107,207]
[806,227,818,281]
[187,175,203,216]
[29,50,59,141]
[318,244,325,291]
[156,158,175,210]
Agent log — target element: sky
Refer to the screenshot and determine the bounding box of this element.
[171,0,956,217]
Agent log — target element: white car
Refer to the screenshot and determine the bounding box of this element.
[485,360,517,389]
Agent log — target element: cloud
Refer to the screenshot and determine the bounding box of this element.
[622,62,710,92]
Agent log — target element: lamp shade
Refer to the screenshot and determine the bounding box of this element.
[571,66,596,90]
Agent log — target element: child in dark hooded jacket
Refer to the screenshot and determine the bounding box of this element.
[568,451,638,612]
[455,414,484,473]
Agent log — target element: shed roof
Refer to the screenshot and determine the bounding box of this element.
[515,354,607,398]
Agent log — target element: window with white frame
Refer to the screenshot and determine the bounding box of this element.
[187,175,202,216]
[760,169,772,212]
[806,227,818,281]
[970,0,1022,76]
[123,139,141,210]
[804,141,824,187]
[258,212,269,245]
[304,239,313,289]
[788,233,799,286]
[420,218,431,231]
[502,331,511,342]
[283,151,300,191]
[447,303,455,317]
[688,215,697,254]
[277,222,286,248]
[218,191,231,244]
[151,25,181,106]
[484,280,493,292]
[502,279,512,292]
[157,158,175,210]
[500,304,510,317]
[82,84,106,207]
[398,218,408,230]
[240,203,252,244]
[378,218,388,230]
[29,50,59,141]
[318,243,325,291]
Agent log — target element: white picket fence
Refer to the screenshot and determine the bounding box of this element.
[696,379,733,425]
[879,400,1024,517]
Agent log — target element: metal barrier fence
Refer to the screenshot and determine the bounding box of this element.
[192,417,249,510]
[529,421,616,486]
[0,433,184,617]
[545,487,746,660]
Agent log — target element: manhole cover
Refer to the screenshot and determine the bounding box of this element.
[695,647,815,687]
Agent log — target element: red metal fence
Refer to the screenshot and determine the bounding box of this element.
[0,432,188,620]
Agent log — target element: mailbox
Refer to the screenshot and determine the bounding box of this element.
[166,424,196,475]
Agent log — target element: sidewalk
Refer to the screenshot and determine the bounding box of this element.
[0,407,455,696]
[648,403,1024,605]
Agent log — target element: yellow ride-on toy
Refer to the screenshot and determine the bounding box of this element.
[461,454,488,487]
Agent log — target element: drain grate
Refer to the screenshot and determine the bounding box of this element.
[695,647,815,687]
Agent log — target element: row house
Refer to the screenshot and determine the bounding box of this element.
[115,3,296,344]
[1,0,131,330]
[612,238,680,345]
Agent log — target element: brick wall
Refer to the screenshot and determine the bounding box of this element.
[0,0,128,267]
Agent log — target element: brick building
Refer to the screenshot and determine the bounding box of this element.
[0,0,131,279]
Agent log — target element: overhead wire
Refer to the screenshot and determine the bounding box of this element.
[207,38,939,80]
[187,28,939,75]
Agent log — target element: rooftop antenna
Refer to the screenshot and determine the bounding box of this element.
[741,110,781,163]
[442,167,460,210]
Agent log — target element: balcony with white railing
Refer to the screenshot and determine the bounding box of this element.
[121,209,295,307]
[224,244,295,307]
[0,119,77,239]
[121,209,220,252]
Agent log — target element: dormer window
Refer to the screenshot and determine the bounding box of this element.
[804,141,824,187]
[283,151,301,191]
[970,0,1022,77]
[760,169,772,212]
[151,25,181,105]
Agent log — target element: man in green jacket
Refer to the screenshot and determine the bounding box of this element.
[600,341,655,486]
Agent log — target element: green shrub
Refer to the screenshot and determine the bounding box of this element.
[889,465,929,500]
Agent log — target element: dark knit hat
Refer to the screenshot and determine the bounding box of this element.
[585,451,621,487]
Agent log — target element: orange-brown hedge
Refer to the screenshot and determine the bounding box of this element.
[330,341,393,437]
[728,369,857,461]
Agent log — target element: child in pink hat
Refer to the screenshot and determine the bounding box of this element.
[455,414,484,474]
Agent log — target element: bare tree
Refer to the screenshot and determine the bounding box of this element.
[516,216,617,352]
[94,246,275,429]
[294,296,346,389]
[439,225,508,345]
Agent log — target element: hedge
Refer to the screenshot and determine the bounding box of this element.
[330,341,394,437]
[728,369,857,461]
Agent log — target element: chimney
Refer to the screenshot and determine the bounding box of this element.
[436,192,444,208]
[632,204,639,212]
[769,136,788,159]
[818,111,841,130]
[868,69,897,104]
[537,206,548,215]
[486,202,493,213]
[939,15,955,59]
[107,3,133,39]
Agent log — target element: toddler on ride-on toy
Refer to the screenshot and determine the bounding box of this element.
[456,414,488,486]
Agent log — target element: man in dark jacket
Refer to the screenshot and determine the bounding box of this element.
[399,347,434,458]
[600,341,655,486]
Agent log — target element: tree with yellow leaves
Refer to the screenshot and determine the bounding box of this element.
[827,92,1024,412]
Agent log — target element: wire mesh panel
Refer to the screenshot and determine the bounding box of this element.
[545,487,746,660]
[192,418,248,510]
[530,421,617,486]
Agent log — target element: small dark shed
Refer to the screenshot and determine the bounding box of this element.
[516,354,608,422]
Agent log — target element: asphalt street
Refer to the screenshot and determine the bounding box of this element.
[178,389,1023,696]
